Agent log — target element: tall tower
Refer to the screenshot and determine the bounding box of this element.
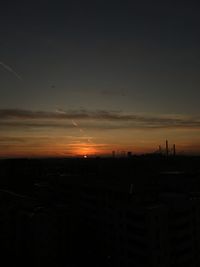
[112,151,115,158]
[166,140,169,156]
[173,144,176,156]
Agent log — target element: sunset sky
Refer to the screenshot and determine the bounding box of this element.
[0,0,200,157]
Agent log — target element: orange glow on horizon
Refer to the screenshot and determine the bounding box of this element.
[0,139,200,158]
[73,144,98,157]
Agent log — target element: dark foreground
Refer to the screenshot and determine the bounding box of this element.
[0,155,200,267]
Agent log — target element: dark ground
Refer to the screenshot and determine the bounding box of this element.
[0,155,200,267]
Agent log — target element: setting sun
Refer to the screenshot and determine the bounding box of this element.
[73,143,98,157]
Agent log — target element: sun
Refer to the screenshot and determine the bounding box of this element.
[73,143,97,157]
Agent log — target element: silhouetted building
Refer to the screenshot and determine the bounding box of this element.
[127,151,132,158]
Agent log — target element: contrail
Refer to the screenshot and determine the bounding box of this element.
[0,61,22,81]
[56,109,95,146]
[72,120,85,135]
[55,108,66,114]
[72,120,78,127]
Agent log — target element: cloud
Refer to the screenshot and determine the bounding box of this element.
[0,137,26,143]
[0,109,90,120]
[0,108,200,130]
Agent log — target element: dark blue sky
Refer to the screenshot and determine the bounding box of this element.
[0,0,199,113]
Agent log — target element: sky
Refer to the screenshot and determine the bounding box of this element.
[0,0,200,157]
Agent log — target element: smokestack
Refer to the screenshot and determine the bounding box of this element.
[173,144,176,156]
[166,140,169,156]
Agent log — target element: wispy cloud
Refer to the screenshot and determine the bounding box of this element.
[0,108,200,130]
[0,137,26,143]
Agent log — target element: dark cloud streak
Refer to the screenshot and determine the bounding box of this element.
[0,109,200,130]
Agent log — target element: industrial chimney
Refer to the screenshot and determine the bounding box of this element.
[173,144,176,156]
[166,140,169,156]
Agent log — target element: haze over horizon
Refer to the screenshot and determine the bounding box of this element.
[0,0,200,157]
